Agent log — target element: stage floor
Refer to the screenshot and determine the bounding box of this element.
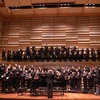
[0,93,100,100]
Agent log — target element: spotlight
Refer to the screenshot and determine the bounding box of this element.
[64,4,66,6]
[61,4,63,6]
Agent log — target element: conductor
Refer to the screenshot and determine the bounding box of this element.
[46,70,54,98]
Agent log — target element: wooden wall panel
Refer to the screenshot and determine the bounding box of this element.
[0,17,2,44]
[66,17,78,47]
[1,16,100,50]
[89,17,100,49]
[0,16,3,55]
[1,60,100,68]
[77,17,90,49]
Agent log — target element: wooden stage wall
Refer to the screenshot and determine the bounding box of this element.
[0,16,100,51]
[1,60,100,68]
[0,16,3,53]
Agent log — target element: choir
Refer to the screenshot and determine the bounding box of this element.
[0,63,100,95]
[2,46,100,61]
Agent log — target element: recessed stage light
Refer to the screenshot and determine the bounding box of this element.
[64,4,66,6]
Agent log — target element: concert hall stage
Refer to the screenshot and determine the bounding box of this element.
[0,93,100,100]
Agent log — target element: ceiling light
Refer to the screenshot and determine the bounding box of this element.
[93,4,95,5]
[89,4,91,5]
[39,5,41,6]
[67,4,69,6]
[36,5,38,6]
[43,5,45,6]
[61,4,63,6]
[64,4,66,6]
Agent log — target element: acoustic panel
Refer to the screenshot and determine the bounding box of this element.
[1,16,100,50]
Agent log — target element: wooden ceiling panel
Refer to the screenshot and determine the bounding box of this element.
[0,7,10,15]
[22,9,34,15]
[32,0,47,4]
[87,0,100,4]
[59,0,75,2]
[59,7,83,13]
[47,0,59,3]
[45,8,58,14]
[84,7,100,13]
[11,9,23,15]
[75,0,88,4]
[0,0,3,4]
[35,8,58,14]
[0,0,100,17]
[35,8,47,14]
[18,0,31,6]
[4,0,20,6]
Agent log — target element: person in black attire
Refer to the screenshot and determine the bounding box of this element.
[65,47,69,60]
[17,50,22,61]
[0,63,5,77]
[30,73,39,96]
[23,51,27,60]
[83,70,88,91]
[97,47,100,60]
[12,51,16,61]
[7,73,13,93]
[73,45,77,52]
[25,46,30,60]
[85,48,90,60]
[35,49,40,61]
[46,70,54,98]
[81,48,84,60]
[76,70,82,91]
[1,74,8,93]
[49,46,53,60]
[14,71,20,91]
[71,48,75,60]
[7,50,12,61]
[2,49,6,60]
[87,72,93,91]
[91,48,96,61]
[75,49,79,61]
[92,69,98,91]
[95,68,100,95]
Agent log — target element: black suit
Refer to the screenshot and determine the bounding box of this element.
[46,72,54,98]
